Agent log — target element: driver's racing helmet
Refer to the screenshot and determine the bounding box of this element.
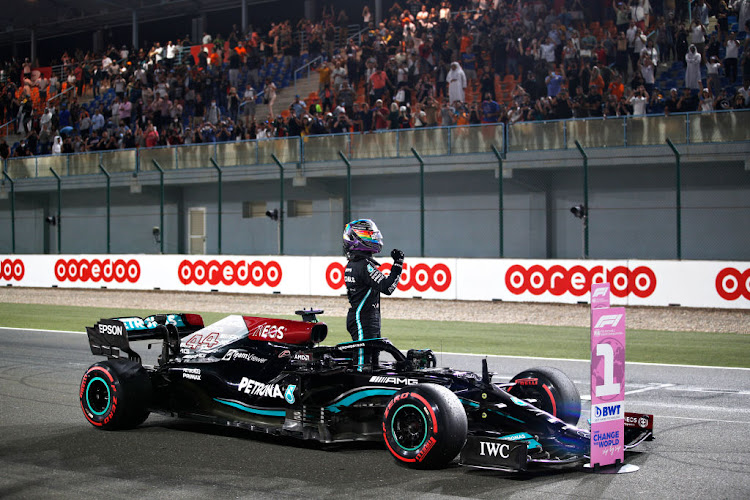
[343,219,383,254]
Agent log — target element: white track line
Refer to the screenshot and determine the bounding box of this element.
[579,383,675,401]
[653,415,750,425]
[0,326,83,335]
[438,351,750,371]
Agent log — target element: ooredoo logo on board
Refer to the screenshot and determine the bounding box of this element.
[504,264,657,298]
[178,259,282,287]
[715,267,750,301]
[55,258,141,283]
[0,258,25,281]
[325,261,452,292]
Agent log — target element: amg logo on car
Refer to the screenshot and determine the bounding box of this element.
[98,323,123,336]
[238,376,284,399]
[369,376,418,385]
[479,441,511,458]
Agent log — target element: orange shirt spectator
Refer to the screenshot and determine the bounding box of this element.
[460,35,472,54]
[608,81,624,100]
[589,74,605,95]
[209,51,221,67]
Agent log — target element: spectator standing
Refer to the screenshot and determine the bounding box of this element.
[446,62,467,104]
[725,32,740,84]
[685,44,703,90]
[242,84,257,124]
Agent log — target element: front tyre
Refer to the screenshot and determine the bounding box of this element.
[508,366,581,426]
[382,384,468,469]
[79,360,151,430]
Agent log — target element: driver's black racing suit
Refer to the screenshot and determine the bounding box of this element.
[345,251,402,369]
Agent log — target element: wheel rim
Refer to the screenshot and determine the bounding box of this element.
[391,404,428,451]
[85,376,111,416]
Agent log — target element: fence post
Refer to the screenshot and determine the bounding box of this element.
[338,150,352,224]
[2,172,14,253]
[151,160,165,254]
[98,164,111,254]
[271,154,285,255]
[666,138,682,260]
[411,147,425,257]
[210,158,223,255]
[50,168,62,254]
[491,144,504,258]
[574,140,589,259]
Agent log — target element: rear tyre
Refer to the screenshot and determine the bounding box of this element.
[79,360,151,430]
[382,383,468,469]
[508,366,581,426]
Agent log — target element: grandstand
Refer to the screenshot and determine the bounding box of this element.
[0,0,749,260]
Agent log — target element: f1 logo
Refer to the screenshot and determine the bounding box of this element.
[592,287,609,298]
[595,314,623,328]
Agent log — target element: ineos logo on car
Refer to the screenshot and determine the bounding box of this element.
[178,259,282,287]
[326,262,452,292]
[55,258,140,283]
[0,258,24,281]
[504,264,656,298]
[715,267,750,301]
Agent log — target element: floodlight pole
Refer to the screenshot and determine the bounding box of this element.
[574,140,589,259]
[271,154,285,255]
[338,150,352,224]
[151,160,165,254]
[2,172,15,253]
[50,168,62,254]
[411,147,425,257]
[99,164,111,254]
[667,138,682,260]
[491,144,504,258]
[210,158,223,255]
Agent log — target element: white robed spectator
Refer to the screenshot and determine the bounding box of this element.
[685,45,703,90]
[447,62,467,104]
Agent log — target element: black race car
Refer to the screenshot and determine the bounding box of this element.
[80,310,654,471]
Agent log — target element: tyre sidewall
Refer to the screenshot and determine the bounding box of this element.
[79,360,150,430]
[382,384,467,469]
[508,366,581,426]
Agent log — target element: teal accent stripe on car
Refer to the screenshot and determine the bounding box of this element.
[354,289,372,371]
[458,398,525,424]
[325,389,397,414]
[213,398,286,417]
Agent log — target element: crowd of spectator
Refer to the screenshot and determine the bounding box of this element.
[1,0,750,159]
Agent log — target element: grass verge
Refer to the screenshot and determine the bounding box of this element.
[1,302,748,368]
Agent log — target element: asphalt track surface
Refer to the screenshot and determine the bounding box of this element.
[1,327,749,499]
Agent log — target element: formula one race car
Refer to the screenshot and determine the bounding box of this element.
[80,310,654,471]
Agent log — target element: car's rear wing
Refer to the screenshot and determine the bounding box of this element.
[86,313,204,362]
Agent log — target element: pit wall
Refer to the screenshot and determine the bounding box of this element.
[1,255,748,310]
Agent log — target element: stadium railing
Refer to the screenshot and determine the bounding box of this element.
[4,109,749,179]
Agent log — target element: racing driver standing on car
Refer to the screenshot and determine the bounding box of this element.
[343,219,404,370]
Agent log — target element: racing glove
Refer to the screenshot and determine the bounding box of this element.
[391,248,405,265]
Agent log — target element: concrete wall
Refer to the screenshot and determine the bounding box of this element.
[1,148,749,260]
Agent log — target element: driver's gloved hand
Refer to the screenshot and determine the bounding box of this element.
[391,249,405,265]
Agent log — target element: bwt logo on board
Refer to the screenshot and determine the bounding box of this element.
[0,258,25,281]
[504,264,657,298]
[178,259,282,287]
[55,258,141,283]
[325,262,452,292]
[715,267,750,301]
